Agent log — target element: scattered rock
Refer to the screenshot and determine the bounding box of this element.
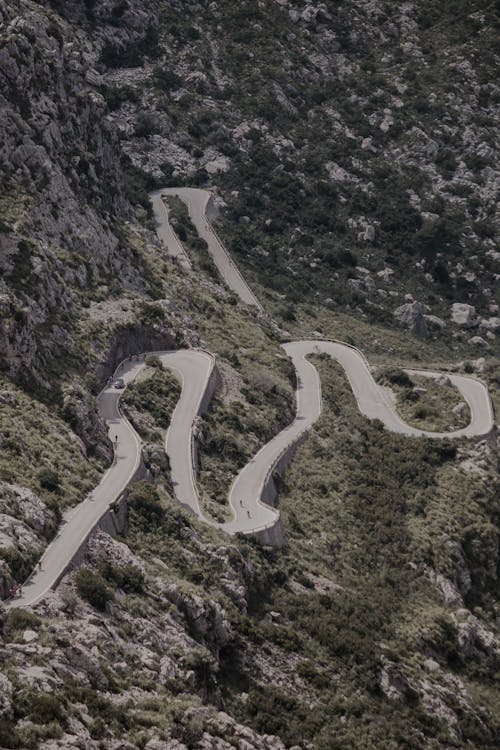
[358,224,375,241]
[480,317,500,333]
[377,267,395,283]
[413,386,427,395]
[452,402,467,419]
[468,336,488,348]
[436,375,451,386]
[23,629,38,643]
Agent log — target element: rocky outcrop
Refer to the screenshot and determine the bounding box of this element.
[95,324,177,383]
[0,482,57,597]
[379,660,411,701]
[451,303,478,329]
[393,301,428,337]
[62,383,113,463]
[160,582,232,658]
[0,0,163,385]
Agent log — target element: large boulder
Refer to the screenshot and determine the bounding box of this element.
[424,314,446,330]
[451,303,478,329]
[393,301,428,338]
[468,336,489,348]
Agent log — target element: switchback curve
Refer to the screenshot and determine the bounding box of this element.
[7,188,494,607]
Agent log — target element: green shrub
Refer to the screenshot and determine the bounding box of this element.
[14,690,66,725]
[144,354,163,369]
[128,482,166,530]
[37,468,60,493]
[121,370,181,440]
[74,569,114,611]
[336,249,358,267]
[5,608,41,632]
[100,25,160,68]
[137,302,166,326]
[413,404,436,420]
[98,561,144,594]
[152,66,181,91]
[376,367,412,388]
[134,112,160,138]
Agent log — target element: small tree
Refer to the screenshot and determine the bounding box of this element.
[38,468,60,493]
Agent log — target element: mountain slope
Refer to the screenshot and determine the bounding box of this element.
[0,1,499,749]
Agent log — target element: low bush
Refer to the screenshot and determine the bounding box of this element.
[98,561,144,594]
[128,482,166,530]
[376,367,413,388]
[5,608,41,632]
[137,301,166,325]
[102,84,139,111]
[74,569,114,611]
[37,468,60,493]
[14,689,66,725]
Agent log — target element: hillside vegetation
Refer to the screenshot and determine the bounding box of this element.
[0,1,498,748]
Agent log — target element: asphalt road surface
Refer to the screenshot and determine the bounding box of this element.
[158,187,263,310]
[7,189,494,608]
[8,359,144,608]
[150,189,192,270]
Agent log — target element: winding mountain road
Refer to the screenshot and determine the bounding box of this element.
[8,188,494,608]
[158,187,263,310]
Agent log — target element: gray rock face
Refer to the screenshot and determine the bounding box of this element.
[451,303,478,328]
[62,384,113,464]
[393,301,428,337]
[0,0,155,383]
[96,325,177,383]
[379,661,411,701]
[161,582,232,658]
[0,482,57,597]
